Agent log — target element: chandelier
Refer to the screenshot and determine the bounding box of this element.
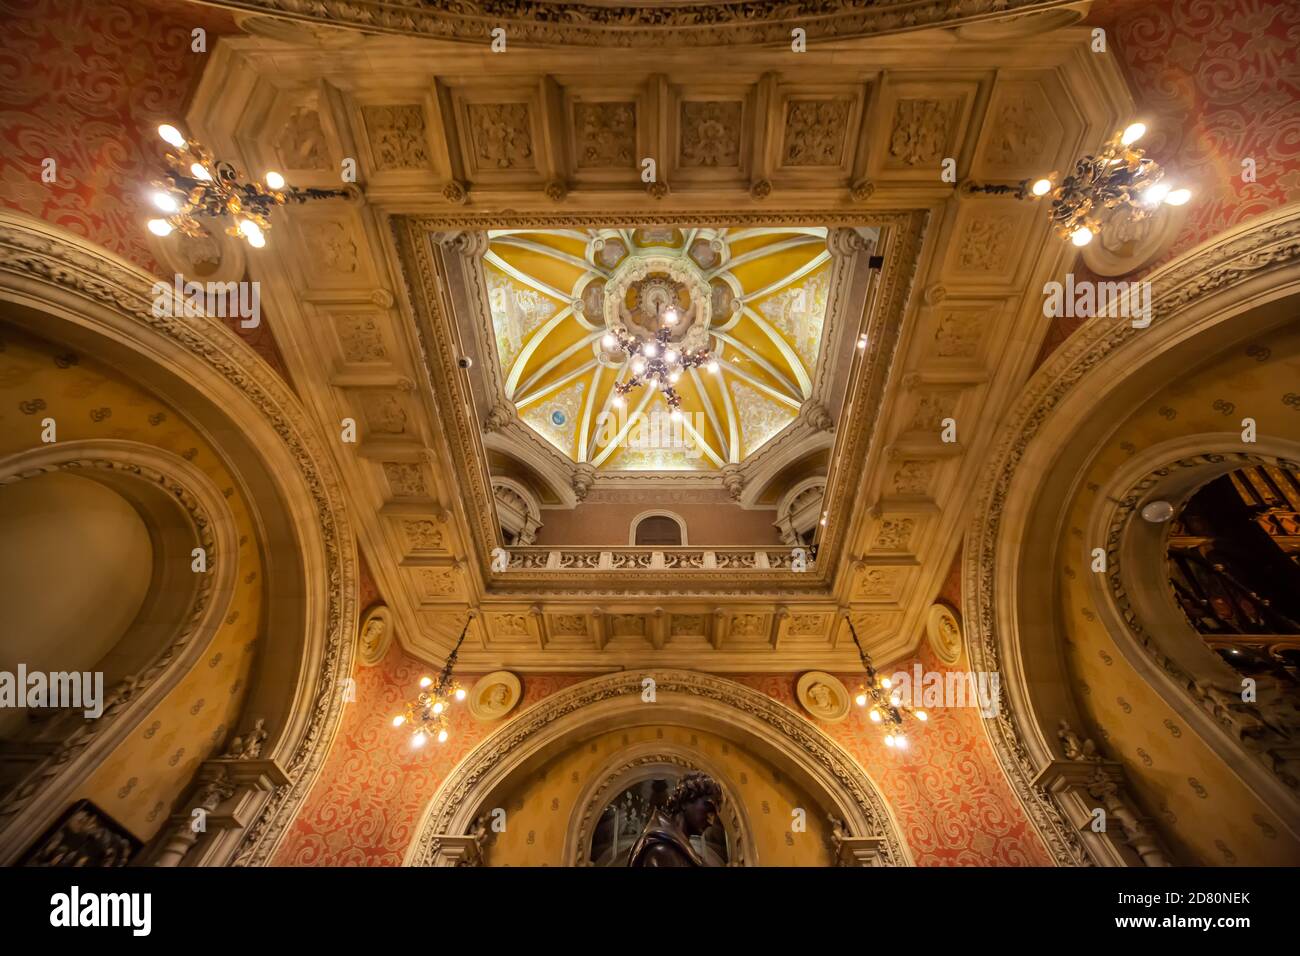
[144,124,353,248]
[844,616,927,749]
[967,123,1190,248]
[391,616,472,747]
[602,303,718,414]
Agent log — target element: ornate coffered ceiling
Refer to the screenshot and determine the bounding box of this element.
[482,226,834,471]
[185,9,1136,671]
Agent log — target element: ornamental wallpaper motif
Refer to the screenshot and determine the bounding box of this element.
[278,633,1051,866]
[1037,0,1299,368]
[0,0,293,382]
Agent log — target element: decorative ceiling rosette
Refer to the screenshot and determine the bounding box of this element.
[483,226,830,471]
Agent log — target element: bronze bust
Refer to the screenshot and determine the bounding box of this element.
[627,771,725,867]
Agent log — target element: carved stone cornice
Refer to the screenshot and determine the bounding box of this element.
[225,0,1069,48]
[964,205,1300,866]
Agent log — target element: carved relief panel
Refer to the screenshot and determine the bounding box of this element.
[970,73,1079,184]
[564,83,648,186]
[670,85,753,185]
[771,84,868,186]
[450,85,547,185]
[866,75,982,184]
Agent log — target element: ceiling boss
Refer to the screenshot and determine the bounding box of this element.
[601,254,721,417]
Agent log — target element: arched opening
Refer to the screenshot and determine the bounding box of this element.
[0,213,355,868]
[0,473,152,738]
[1168,466,1300,669]
[631,511,686,546]
[406,670,908,867]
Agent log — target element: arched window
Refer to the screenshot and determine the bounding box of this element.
[631,512,686,546]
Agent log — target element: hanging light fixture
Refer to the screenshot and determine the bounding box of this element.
[964,122,1190,247]
[144,123,354,248]
[392,615,473,748]
[607,302,717,412]
[843,615,927,748]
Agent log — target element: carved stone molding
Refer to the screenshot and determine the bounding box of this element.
[963,204,1300,866]
[405,669,910,866]
[220,0,1068,48]
[0,211,357,868]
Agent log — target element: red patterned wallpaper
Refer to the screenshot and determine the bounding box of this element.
[279,643,1050,866]
[274,645,586,866]
[1036,0,1299,368]
[1088,0,1300,263]
[734,647,1052,867]
[0,0,294,382]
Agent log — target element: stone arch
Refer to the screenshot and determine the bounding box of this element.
[0,440,238,863]
[1086,438,1300,837]
[963,204,1300,866]
[404,669,910,866]
[0,211,356,866]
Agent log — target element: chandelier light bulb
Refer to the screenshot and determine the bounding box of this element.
[916,710,928,722]
[419,676,433,688]
[671,408,682,421]
[632,358,646,375]
[706,360,719,373]
[869,709,882,723]
[669,371,681,384]
[412,732,427,748]
[894,735,908,750]
[602,333,617,349]
[644,343,658,358]
[238,219,266,248]
[455,687,467,701]
[1165,188,1191,206]
[1031,178,1053,197]
[612,394,625,408]
[880,677,891,689]
[884,734,896,748]
[151,191,178,213]
[146,218,173,237]
[432,701,444,715]
[265,170,286,190]
[190,162,212,182]
[1144,181,1171,205]
[1070,226,1094,247]
[392,715,406,727]
[437,729,449,743]
[855,693,868,707]
[665,349,678,364]
[1121,122,1146,146]
[663,307,678,325]
[158,124,186,148]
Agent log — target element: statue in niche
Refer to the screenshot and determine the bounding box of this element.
[627,771,725,867]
